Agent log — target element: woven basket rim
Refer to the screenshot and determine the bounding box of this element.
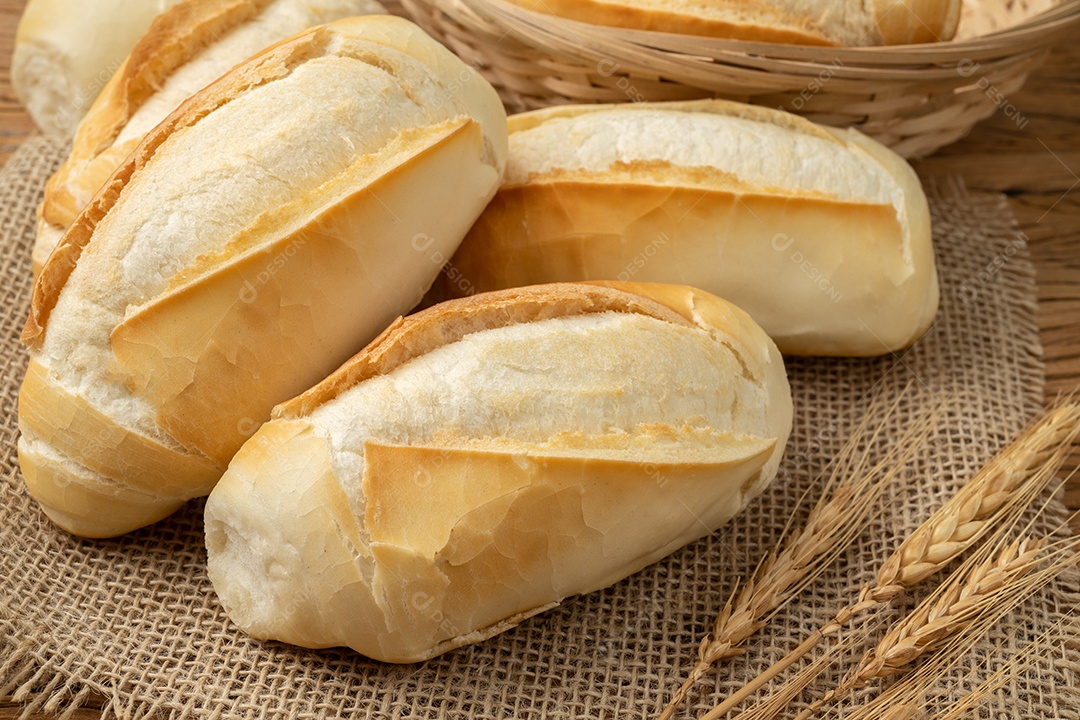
[447,0,1080,68]
[403,0,1071,157]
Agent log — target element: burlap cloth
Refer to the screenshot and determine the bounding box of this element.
[0,136,1077,720]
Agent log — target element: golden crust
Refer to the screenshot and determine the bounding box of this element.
[40,0,276,230]
[208,280,793,662]
[440,100,939,356]
[110,116,495,465]
[275,282,696,418]
[18,358,223,493]
[24,23,328,346]
[358,431,776,661]
[447,181,927,355]
[18,361,221,538]
[18,443,188,539]
[502,0,958,45]
[362,430,777,558]
[502,0,836,45]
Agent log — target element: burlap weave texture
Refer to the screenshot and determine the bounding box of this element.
[0,136,1077,719]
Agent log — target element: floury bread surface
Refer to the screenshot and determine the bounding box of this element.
[502,0,960,45]
[32,0,387,276]
[441,100,939,356]
[204,282,793,663]
[13,0,182,137]
[17,16,508,538]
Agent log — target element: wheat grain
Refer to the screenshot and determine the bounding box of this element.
[876,403,1078,588]
[658,393,936,720]
[855,538,1043,681]
[851,616,1074,720]
[695,401,1080,720]
[831,401,1079,628]
[797,534,1079,720]
[840,534,1080,720]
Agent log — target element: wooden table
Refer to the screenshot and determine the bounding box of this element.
[0,2,1077,717]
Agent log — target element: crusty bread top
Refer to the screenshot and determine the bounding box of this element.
[277,281,780,418]
[282,281,791,530]
[24,16,505,346]
[41,0,385,229]
[505,100,903,209]
[502,0,959,45]
[276,283,692,417]
[502,99,911,252]
[112,0,386,147]
[22,16,507,454]
[24,23,324,345]
[504,0,841,45]
[61,0,279,179]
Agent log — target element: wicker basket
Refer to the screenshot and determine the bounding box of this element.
[400,0,1080,157]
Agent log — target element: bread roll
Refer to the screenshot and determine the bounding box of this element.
[955,0,1055,41]
[439,100,939,356]
[17,16,508,538]
[32,0,387,277]
[204,282,793,663]
[13,0,182,137]
[503,0,960,45]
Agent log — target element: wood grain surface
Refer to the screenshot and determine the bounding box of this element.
[1,1,1078,717]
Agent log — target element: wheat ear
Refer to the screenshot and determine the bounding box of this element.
[818,400,1079,628]
[822,537,1044,704]
[848,612,1079,720]
[731,537,1044,720]
[697,401,1080,720]
[837,532,1080,720]
[729,530,1080,720]
[658,394,936,720]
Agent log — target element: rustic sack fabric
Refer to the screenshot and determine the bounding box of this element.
[0,136,1077,719]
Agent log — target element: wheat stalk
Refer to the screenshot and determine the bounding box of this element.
[729,537,1044,720]
[806,537,1045,715]
[818,400,1077,627]
[717,619,881,720]
[837,532,1080,720]
[658,393,937,720]
[923,613,1076,720]
[728,525,1080,720]
[727,532,1077,720]
[696,400,1080,720]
